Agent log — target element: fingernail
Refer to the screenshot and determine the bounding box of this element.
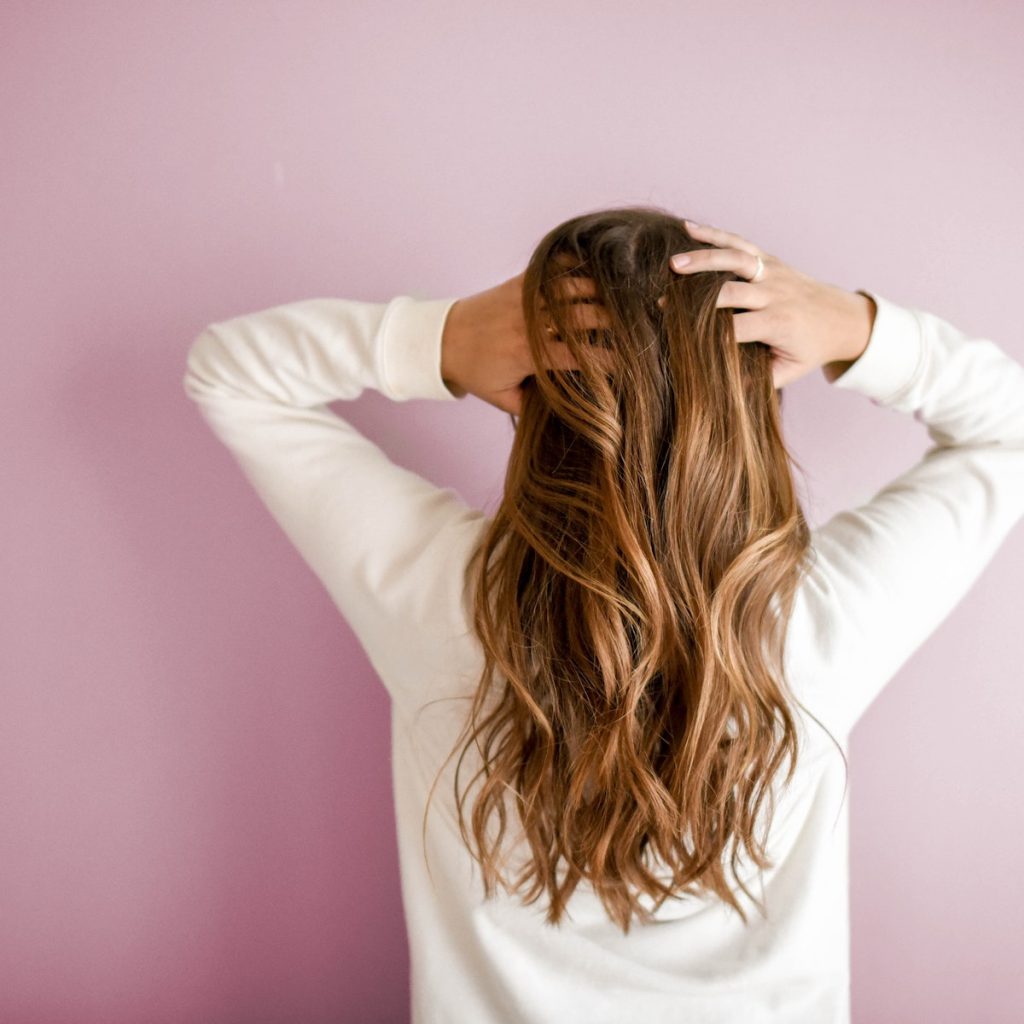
[670,253,691,270]
[684,220,699,231]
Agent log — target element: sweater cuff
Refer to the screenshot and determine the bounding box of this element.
[830,290,925,406]
[377,295,462,402]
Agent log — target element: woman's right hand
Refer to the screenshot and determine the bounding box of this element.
[668,220,877,389]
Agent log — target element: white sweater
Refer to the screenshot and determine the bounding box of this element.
[183,289,1024,1024]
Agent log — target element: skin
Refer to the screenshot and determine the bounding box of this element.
[440,220,877,415]
[440,271,610,415]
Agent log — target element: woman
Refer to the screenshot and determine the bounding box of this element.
[182,207,1024,1023]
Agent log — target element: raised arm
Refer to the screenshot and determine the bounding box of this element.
[794,292,1024,735]
[182,295,489,711]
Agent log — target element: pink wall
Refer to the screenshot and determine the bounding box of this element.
[2,2,1022,1021]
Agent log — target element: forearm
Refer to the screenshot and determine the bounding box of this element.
[821,290,877,384]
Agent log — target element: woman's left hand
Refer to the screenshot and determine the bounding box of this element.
[441,270,611,416]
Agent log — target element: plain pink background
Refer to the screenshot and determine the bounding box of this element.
[2,2,1022,1022]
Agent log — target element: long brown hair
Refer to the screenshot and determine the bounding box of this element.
[425,205,844,934]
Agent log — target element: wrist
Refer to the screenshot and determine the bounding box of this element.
[822,290,876,384]
[441,300,469,398]
[837,290,876,364]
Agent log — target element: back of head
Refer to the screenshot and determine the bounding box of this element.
[433,205,833,934]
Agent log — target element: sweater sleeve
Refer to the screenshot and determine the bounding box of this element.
[182,295,489,710]
[789,291,1024,737]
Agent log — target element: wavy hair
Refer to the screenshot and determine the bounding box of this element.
[424,205,845,934]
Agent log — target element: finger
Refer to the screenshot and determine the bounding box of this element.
[541,301,612,332]
[670,247,763,281]
[730,312,784,388]
[550,276,598,301]
[540,340,582,372]
[714,280,770,311]
[731,310,774,344]
[684,220,764,257]
[542,282,603,317]
[551,250,582,270]
[539,335,616,374]
[567,303,612,331]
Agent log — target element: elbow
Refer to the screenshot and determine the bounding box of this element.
[181,324,225,403]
